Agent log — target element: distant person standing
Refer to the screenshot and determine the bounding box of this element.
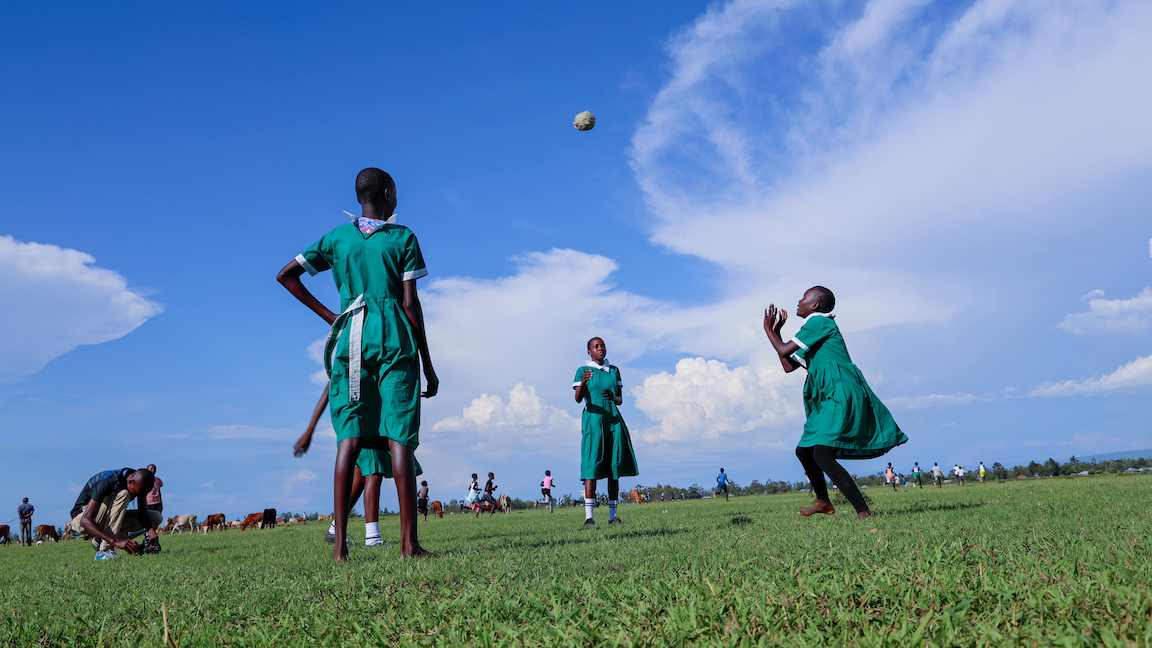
[978,462,987,483]
[957,466,966,486]
[417,481,430,522]
[17,498,34,546]
[886,463,897,492]
[912,463,923,488]
[716,468,730,501]
[540,470,554,512]
[932,463,944,488]
[145,464,163,515]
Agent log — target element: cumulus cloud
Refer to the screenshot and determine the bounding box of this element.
[433,383,578,440]
[0,236,164,383]
[631,357,804,444]
[284,469,318,495]
[1030,354,1152,396]
[886,392,989,409]
[1057,288,1152,336]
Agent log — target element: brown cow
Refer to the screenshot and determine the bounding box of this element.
[317,514,332,521]
[630,489,645,504]
[431,501,444,518]
[35,525,60,542]
[239,512,264,530]
[294,517,305,523]
[203,513,226,533]
[0,525,9,546]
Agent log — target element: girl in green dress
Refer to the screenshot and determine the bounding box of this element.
[573,337,639,526]
[763,286,907,520]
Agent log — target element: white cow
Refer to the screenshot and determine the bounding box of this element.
[164,514,198,534]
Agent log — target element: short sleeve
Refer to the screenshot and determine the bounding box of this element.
[296,231,334,277]
[790,347,808,368]
[613,366,623,393]
[573,366,586,388]
[792,316,835,351]
[90,479,114,504]
[402,231,428,282]
[155,478,163,488]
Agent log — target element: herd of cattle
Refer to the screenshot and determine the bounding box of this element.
[0,508,336,544]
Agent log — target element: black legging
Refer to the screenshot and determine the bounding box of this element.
[795,445,869,514]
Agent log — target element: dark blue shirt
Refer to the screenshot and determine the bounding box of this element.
[17,503,33,520]
[71,468,132,518]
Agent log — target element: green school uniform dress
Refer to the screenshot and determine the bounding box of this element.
[573,361,639,481]
[790,313,907,459]
[297,214,428,475]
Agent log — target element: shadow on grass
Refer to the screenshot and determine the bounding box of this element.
[885,501,987,516]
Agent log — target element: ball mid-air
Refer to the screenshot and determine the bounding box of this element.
[573,111,596,131]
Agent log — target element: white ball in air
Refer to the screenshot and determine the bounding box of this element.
[573,111,596,131]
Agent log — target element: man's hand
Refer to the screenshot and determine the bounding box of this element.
[422,366,439,398]
[115,538,142,555]
[141,537,162,555]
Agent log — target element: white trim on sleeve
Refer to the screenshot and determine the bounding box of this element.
[790,353,807,369]
[295,254,319,276]
[790,337,809,351]
[572,382,582,387]
[403,267,429,281]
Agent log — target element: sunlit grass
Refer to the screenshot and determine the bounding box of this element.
[2,474,1149,646]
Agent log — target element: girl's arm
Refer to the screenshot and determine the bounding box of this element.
[277,260,337,324]
[763,306,802,373]
[402,279,439,398]
[294,387,329,457]
[574,369,592,403]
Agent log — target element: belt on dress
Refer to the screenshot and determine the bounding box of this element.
[324,294,367,402]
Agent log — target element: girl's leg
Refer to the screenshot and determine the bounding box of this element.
[795,446,835,516]
[388,439,432,557]
[583,479,597,523]
[812,446,871,519]
[607,479,621,522]
[332,437,362,562]
[363,474,383,546]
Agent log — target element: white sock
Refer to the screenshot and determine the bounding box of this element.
[328,521,336,535]
[585,498,595,520]
[608,499,618,521]
[365,522,379,538]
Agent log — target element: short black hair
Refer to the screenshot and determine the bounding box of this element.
[471,473,477,479]
[22,497,28,502]
[587,337,603,350]
[809,286,835,312]
[355,168,395,205]
[545,470,551,476]
[421,480,427,486]
[134,468,155,494]
[488,472,494,477]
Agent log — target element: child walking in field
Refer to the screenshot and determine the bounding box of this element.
[278,167,438,561]
[573,337,639,526]
[762,287,908,520]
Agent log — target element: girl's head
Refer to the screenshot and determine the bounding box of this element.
[488,472,495,478]
[797,286,835,317]
[586,337,607,363]
[471,473,477,479]
[545,470,551,476]
[421,480,427,487]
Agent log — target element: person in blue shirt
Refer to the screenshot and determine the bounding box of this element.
[716,468,730,502]
[17,498,34,546]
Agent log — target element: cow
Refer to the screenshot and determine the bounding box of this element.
[0,525,9,546]
[497,494,512,514]
[165,514,198,534]
[228,520,242,529]
[431,501,444,518]
[203,513,226,533]
[261,509,277,529]
[630,489,645,505]
[239,513,263,530]
[294,517,305,523]
[317,514,332,521]
[36,525,60,543]
[275,518,284,525]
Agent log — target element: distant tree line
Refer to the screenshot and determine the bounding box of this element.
[852,455,1150,486]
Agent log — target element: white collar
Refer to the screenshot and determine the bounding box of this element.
[805,312,835,319]
[344,210,397,225]
[585,359,612,372]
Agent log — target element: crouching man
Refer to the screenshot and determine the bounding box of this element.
[68,468,162,560]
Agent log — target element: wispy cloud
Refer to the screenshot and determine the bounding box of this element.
[1031,353,1152,397]
[1057,287,1152,336]
[886,392,990,409]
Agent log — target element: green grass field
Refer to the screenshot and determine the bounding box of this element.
[2,475,1150,647]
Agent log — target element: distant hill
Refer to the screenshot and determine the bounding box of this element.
[1078,449,1152,462]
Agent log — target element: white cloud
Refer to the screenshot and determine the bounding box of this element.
[1057,287,1152,336]
[1030,353,1152,396]
[886,392,988,409]
[285,469,317,488]
[200,480,215,489]
[433,383,579,440]
[0,236,164,383]
[631,357,803,444]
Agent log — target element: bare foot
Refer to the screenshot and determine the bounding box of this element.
[856,510,872,521]
[401,545,437,559]
[332,545,349,563]
[798,499,835,516]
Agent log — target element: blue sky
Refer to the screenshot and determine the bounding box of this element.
[2,0,1151,526]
